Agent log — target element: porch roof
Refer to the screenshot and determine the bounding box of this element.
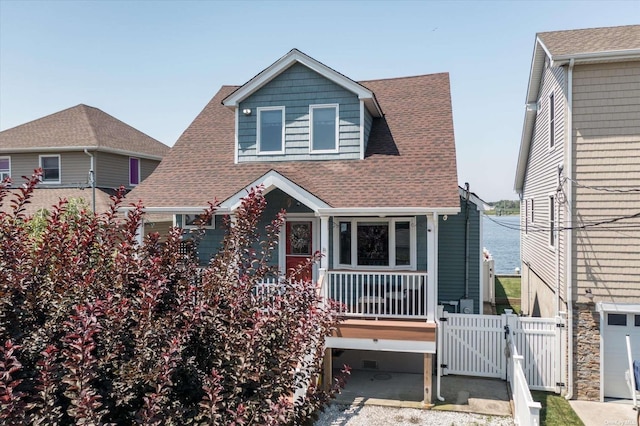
[127,72,459,212]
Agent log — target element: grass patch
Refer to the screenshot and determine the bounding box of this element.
[495,276,521,299]
[495,276,521,315]
[531,391,584,426]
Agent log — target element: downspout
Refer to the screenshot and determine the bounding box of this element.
[565,58,575,400]
[83,149,96,214]
[434,211,445,402]
[464,182,470,299]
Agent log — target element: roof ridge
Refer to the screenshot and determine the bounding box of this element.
[538,24,640,36]
[359,72,449,84]
[78,104,101,148]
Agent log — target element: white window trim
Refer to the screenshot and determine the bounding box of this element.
[548,91,556,151]
[548,193,556,251]
[0,156,10,181]
[257,106,285,155]
[181,214,215,230]
[524,199,529,235]
[332,217,417,271]
[309,103,339,154]
[129,157,141,186]
[39,154,61,184]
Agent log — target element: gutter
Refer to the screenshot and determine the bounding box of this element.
[565,58,575,400]
[0,146,165,161]
[118,206,232,214]
[316,207,461,217]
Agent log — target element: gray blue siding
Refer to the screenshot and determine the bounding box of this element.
[238,63,361,162]
[187,189,313,266]
[437,196,481,313]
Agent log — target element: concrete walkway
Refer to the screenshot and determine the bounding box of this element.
[334,370,512,417]
[570,399,638,426]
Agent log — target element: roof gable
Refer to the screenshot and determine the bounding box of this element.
[129,72,460,212]
[0,104,169,159]
[222,49,382,118]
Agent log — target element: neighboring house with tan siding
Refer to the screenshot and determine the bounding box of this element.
[0,105,170,232]
[515,25,640,402]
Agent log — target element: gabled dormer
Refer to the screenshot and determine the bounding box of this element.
[223,49,383,163]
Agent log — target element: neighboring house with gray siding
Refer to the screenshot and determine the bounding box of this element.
[0,105,170,227]
[128,49,484,404]
[515,25,640,402]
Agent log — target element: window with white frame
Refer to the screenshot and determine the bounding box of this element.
[257,107,285,154]
[0,156,10,182]
[182,214,215,229]
[549,195,555,248]
[531,198,535,223]
[549,92,555,149]
[310,104,338,152]
[335,217,415,269]
[129,157,140,186]
[39,155,60,184]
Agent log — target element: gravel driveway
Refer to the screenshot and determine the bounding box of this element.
[314,403,515,426]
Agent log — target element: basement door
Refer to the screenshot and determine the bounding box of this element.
[285,221,313,282]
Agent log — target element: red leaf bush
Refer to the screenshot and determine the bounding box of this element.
[0,172,347,425]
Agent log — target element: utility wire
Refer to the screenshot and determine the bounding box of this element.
[564,176,640,193]
[484,211,640,233]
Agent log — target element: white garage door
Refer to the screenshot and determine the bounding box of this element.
[602,312,640,399]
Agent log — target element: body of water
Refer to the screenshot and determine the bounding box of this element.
[482,215,521,275]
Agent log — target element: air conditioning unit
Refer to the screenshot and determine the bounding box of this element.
[460,298,474,314]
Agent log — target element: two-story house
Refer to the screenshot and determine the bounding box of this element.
[127,49,485,404]
[515,25,640,401]
[0,104,170,229]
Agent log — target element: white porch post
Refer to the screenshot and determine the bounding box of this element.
[320,215,329,270]
[426,213,438,322]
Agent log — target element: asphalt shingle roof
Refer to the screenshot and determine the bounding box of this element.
[0,104,169,158]
[128,72,459,210]
[538,25,640,57]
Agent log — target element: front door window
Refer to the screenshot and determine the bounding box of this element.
[286,221,313,282]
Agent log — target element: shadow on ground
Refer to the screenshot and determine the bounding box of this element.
[333,369,512,417]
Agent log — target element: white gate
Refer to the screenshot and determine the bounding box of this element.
[440,310,564,392]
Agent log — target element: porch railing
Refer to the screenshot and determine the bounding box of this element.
[324,270,428,319]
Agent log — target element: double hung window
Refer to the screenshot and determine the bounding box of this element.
[549,92,555,149]
[310,104,338,153]
[39,155,60,184]
[257,107,285,154]
[0,157,10,182]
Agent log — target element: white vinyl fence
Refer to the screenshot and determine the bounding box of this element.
[507,338,542,426]
[439,309,564,392]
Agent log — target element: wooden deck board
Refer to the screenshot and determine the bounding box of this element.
[332,319,436,342]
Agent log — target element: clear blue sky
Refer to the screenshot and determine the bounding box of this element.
[1,1,638,201]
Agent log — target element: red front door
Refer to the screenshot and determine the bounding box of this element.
[285,221,313,282]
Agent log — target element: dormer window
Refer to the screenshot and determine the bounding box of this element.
[310,104,338,153]
[257,107,285,154]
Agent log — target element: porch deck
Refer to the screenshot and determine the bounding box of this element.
[324,270,429,320]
